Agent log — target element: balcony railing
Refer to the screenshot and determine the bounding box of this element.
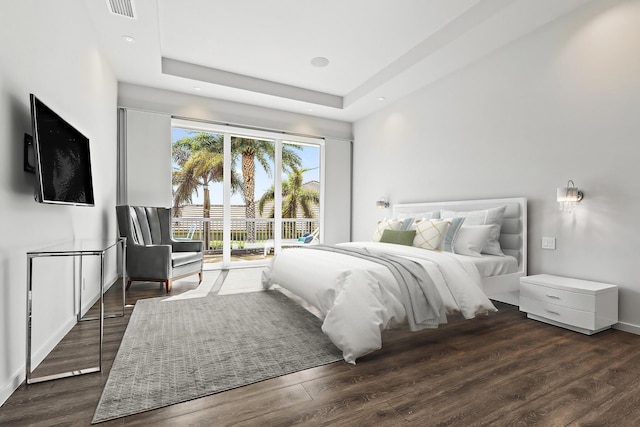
[171,217,319,254]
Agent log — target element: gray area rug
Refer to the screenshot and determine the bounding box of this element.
[92,290,342,423]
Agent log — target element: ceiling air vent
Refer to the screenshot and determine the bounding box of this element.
[106,0,135,19]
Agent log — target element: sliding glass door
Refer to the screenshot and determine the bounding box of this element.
[228,134,275,263]
[171,119,324,269]
[280,141,321,245]
[171,127,224,254]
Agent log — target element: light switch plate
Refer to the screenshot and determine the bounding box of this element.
[542,237,556,250]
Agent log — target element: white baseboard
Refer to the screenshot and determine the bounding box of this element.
[0,367,25,407]
[0,311,76,407]
[613,322,640,335]
[31,316,77,372]
[78,273,118,317]
[0,275,121,407]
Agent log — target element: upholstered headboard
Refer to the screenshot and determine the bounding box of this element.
[393,198,527,303]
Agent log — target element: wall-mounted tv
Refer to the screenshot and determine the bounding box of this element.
[30,94,95,206]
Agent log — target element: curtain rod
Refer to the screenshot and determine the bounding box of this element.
[117,107,352,142]
[171,114,329,141]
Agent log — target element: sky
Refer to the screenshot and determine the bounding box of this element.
[171,127,320,205]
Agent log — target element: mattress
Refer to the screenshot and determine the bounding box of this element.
[338,242,518,278]
[465,254,519,278]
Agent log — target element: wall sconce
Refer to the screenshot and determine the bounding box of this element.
[557,180,584,212]
[376,196,390,209]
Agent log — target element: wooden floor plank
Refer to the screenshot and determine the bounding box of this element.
[568,351,640,424]
[459,335,630,426]
[301,325,555,408]
[117,361,352,425]
[125,384,313,427]
[3,280,640,426]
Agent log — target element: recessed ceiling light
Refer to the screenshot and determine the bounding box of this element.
[122,35,136,43]
[310,57,329,68]
[377,97,386,101]
[193,86,201,91]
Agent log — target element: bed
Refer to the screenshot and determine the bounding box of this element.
[262,198,527,364]
[393,198,527,302]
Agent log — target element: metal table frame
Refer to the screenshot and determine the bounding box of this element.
[26,238,126,384]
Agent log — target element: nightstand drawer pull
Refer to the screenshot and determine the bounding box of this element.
[545,309,561,316]
[520,282,597,311]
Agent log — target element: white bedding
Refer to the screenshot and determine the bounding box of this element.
[262,242,497,364]
[465,254,518,277]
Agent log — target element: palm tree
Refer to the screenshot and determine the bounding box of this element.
[257,168,320,239]
[172,132,241,248]
[173,133,302,246]
[231,137,302,242]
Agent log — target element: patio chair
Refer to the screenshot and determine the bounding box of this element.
[116,205,204,292]
[263,228,319,256]
[174,223,197,241]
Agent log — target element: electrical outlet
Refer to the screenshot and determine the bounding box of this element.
[541,237,556,250]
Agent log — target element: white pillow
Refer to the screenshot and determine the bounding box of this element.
[397,211,440,220]
[372,219,403,242]
[413,219,450,250]
[453,225,492,257]
[441,206,506,256]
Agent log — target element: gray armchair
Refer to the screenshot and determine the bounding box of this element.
[116,205,204,293]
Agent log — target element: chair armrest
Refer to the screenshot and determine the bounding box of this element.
[171,240,204,253]
[126,244,172,280]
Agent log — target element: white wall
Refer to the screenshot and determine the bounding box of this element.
[352,0,640,329]
[0,1,118,404]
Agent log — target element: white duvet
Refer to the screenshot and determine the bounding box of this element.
[262,242,497,364]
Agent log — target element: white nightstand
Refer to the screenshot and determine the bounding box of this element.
[519,274,618,335]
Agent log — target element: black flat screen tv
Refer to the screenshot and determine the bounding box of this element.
[30,94,95,206]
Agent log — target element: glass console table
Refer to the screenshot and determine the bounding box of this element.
[26,238,126,384]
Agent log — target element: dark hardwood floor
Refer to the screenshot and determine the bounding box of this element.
[2,274,640,426]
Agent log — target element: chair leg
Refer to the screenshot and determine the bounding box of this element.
[198,271,203,283]
[126,280,132,290]
[165,279,172,293]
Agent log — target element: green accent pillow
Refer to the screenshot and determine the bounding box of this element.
[379,229,416,246]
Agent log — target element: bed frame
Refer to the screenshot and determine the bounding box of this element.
[393,198,527,305]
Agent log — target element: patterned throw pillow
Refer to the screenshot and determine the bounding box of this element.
[372,219,403,242]
[413,219,450,250]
